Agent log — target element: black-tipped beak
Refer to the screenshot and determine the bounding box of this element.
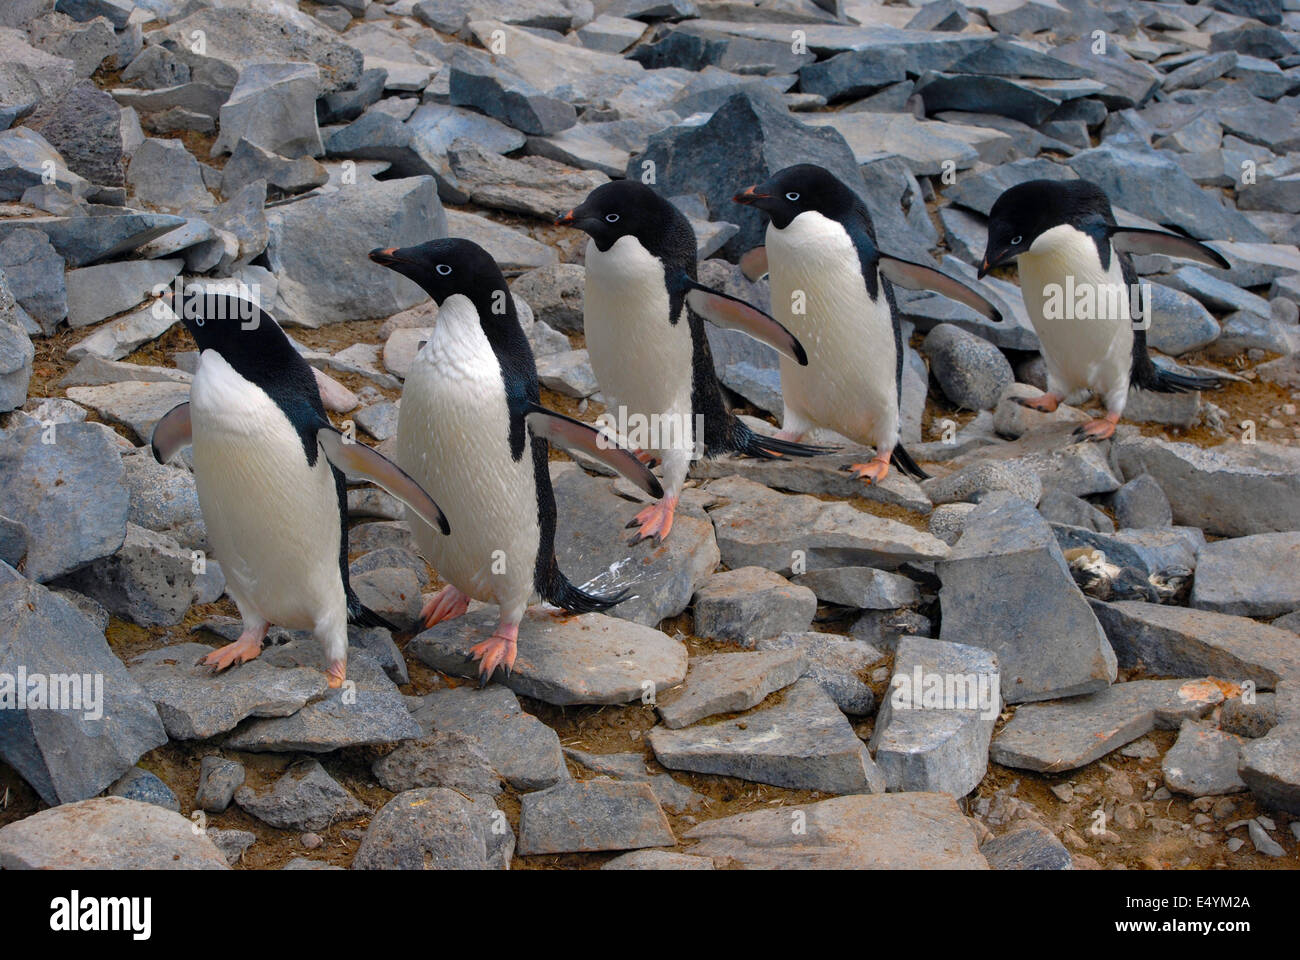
[733,185,769,206]
[369,246,406,267]
[977,251,1004,280]
[555,209,577,227]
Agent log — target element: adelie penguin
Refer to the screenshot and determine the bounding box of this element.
[369,238,664,683]
[980,178,1226,441]
[734,163,1003,484]
[556,180,828,543]
[150,288,449,689]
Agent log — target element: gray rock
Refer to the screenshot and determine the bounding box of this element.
[121,42,190,88]
[601,849,714,869]
[1164,265,1272,315]
[213,61,323,159]
[0,226,66,332]
[990,678,1226,772]
[923,460,1042,507]
[792,566,920,609]
[196,756,245,813]
[25,79,122,186]
[350,566,422,632]
[509,262,584,332]
[0,578,166,805]
[648,678,886,794]
[922,323,1014,411]
[222,139,327,197]
[1162,719,1247,797]
[1037,489,1114,533]
[208,828,255,866]
[0,315,32,412]
[60,522,200,627]
[1145,283,1221,355]
[67,302,178,362]
[354,788,512,870]
[126,137,211,211]
[0,797,227,869]
[1221,694,1277,739]
[1248,818,1286,857]
[235,759,368,831]
[755,631,882,715]
[372,731,503,796]
[64,258,181,329]
[578,15,646,54]
[657,649,806,728]
[914,72,1079,127]
[444,210,556,276]
[1111,473,1172,528]
[980,822,1073,870]
[65,380,191,443]
[0,212,190,268]
[683,792,989,869]
[1191,533,1300,617]
[0,419,128,583]
[111,82,228,121]
[518,780,675,855]
[447,139,607,220]
[692,566,817,643]
[448,47,576,136]
[0,126,87,202]
[536,348,598,398]
[1238,723,1300,814]
[108,767,179,812]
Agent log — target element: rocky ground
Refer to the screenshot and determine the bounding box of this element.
[2,0,1300,870]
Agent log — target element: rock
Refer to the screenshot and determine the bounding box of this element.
[213,61,323,159]
[447,140,606,220]
[448,47,576,136]
[980,822,1073,870]
[648,678,885,794]
[510,263,584,332]
[196,756,245,813]
[578,15,646,54]
[0,226,66,332]
[128,642,329,740]
[354,788,512,870]
[1113,436,1300,537]
[1163,265,1271,316]
[657,649,806,729]
[1145,283,1222,355]
[409,684,566,791]
[1191,533,1300,618]
[121,42,190,88]
[372,731,503,796]
[221,139,328,197]
[0,797,227,869]
[410,606,687,706]
[536,348,598,397]
[64,258,181,329]
[937,493,1116,704]
[235,759,368,831]
[923,459,1042,507]
[0,314,32,412]
[1247,817,1286,856]
[683,792,988,869]
[25,79,122,186]
[1038,490,1114,533]
[121,449,201,541]
[127,137,211,211]
[990,678,1227,773]
[1238,723,1300,814]
[65,380,191,443]
[914,72,1078,127]
[805,111,999,177]
[264,173,443,326]
[601,849,714,869]
[0,419,128,583]
[518,780,675,855]
[0,212,189,268]
[108,767,179,812]
[350,566,421,632]
[1111,473,1172,528]
[60,522,202,627]
[0,34,77,118]
[1221,694,1277,739]
[755,631,882,715]
[1092,600,1300,689]
[922,323,1014,411]
[870,637,1000,797]
[692,566,817,644]
[444,210,555,275]
[1162,720,1247,797]
[704,475,948,574]
[791,566,920,609]
[59,356,191,389]
[67,302,178,362]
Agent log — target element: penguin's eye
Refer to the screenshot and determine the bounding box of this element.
[1010,235,1023,246]
[605,213,620,223]
[435,264,452,275]
[785,192,800,202]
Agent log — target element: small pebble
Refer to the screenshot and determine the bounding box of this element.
[301,833,322,850]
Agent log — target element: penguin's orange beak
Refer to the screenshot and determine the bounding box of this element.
[369,246,408,266]
[555,209,577,226]
[733,185,770,205]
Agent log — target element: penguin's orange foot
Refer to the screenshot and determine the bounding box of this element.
[326,660,346,689]
[626,495,678,544]
[1073,414,1119,442]
[467,626,518,686]
[201,631,265,673]
[1013,392,1062,413]
[421,584,470,629]
[846,457,891,485]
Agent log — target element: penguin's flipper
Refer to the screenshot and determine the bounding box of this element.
[316,427,450,535]
[523,404,665,499]
[150,402,192,464]
[878,256,1004,323]
[683,281,808,364]
[1106,227,1229,269]
[739,245,769,282]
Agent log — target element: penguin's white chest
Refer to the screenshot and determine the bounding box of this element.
[583,235,694,451]
[766,212,898,448]
[1017,224,1133,403]
[188,351,344,631]
[395,295,540,618]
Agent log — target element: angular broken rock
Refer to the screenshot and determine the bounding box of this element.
[409,605,687,706]
[518,780,675,855]
[1237,723,1300,815]
[1161,719,1246,798]
[938,494,1116,704]
[755,631,883,715]
[692,566,817,643]
[792,566,920,609]
[354,788,512,870]
[235,759,368,832]
[870,637,1000,798]
[980,822,1073,870]
[683,792,989,869]
[990,679,1227,773]
[657,649,807,729]
[648,678,885,795]
[128,642,329,740]
[601,850,715,870]
[372,730,503,797]
[1190,532,1300,618]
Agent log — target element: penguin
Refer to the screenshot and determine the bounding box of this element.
[368,239,664,683]
[556,180,828,543]
[149,288,449,689]
[980,178,1227,440]
[733,163,1004,484]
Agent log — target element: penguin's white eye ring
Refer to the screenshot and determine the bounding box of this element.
[436,264,452,275]
[785,192,800,202]
[1010,235,1023,246]
[605,213,620,223]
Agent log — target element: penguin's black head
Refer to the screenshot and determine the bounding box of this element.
[733,163,856,230]
[980,178,1114,278]
[172,284,286,359]
[370,238,515,323]
[556,180,683,254]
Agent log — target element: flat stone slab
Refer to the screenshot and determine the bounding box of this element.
[657,649,807,729]
[408,684,566,791]
[870,637,1000,797]
[1090,600,1300,688]
[1238,722,1300,815]
[0,797,228,869]
[980,822,1073,870]
[518,780,675,855]
[409,606,687,706]
[601,850,715,870]
[648,678,885,795]
[692,566,818,643]
[704,475,949,574]
[683,792,989,869]
[1190,532,1300,618]
[235,759,369,831]
[991,679,1228,773]
[1161,720,1246,798]
[129,642,329,740]
[756,631,884,715]
[691,448,932,512]
[792,566,920,609]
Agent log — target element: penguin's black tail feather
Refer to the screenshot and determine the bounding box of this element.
[541,563,628,615]
[729,418,837,460]
[1132,359,1224,394]
[892,442,930,481]
[347,591,399,632]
